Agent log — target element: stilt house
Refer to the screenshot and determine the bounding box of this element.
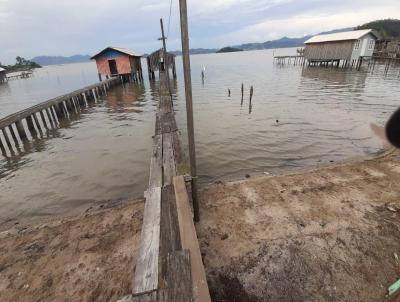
[304,29,378,67]
[146,48,176,80]
[0,67,6,83]
[91,47,143,82]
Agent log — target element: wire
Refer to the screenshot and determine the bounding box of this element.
[166,0,173,39]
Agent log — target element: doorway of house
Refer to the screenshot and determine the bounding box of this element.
[108,60,118,75]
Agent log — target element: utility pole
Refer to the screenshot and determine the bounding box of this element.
[179,0,200,222]
[159,18,171,92]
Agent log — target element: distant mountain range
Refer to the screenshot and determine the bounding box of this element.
[169,28,352,55]
[31,55,91,66]
[30,18,400,65]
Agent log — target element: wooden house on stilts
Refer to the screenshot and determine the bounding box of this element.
[0,67,6,84]
[304,29,378,69]
[146,48,176,80]
[91,47,143,82]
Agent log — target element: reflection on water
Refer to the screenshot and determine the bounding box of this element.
[1,49,399,221]
[0,81,157,222]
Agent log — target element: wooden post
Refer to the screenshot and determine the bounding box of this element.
[39,110,49,129]
[241,83,244,102]
[8,125,20,150]
[2,128,13,151]
[179,0,200,222]
[15,120,27,140]
[250,86,253,103]
[160,18,171,95]
[0,134,7,157]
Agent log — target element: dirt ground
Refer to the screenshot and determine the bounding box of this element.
[197,148,400,302]
[0,199,144,302]
[2,149,400,302]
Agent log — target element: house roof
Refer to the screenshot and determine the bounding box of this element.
[304,29,378,44]
[91,47,141,59]
[0,67,5,72]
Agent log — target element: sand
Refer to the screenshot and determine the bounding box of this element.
[2,149,400,301]
[197,148,400,301]
[0,199,144,302]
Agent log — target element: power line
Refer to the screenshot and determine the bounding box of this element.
[166,0,173,39]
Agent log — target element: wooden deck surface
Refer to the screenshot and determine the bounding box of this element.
[121,73,210,302]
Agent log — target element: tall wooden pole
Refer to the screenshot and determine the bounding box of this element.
[160,18,171,92]
[179,0,200,222]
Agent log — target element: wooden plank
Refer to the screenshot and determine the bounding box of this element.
[149,135,162,188]
[161,112,178,134]
[166,250,192,302]
[171,131,186,174]
[173,176,211,302]
[133,187,162,294]
[163,132,176,186]
[118,291,158,302]
[159,185,182,286]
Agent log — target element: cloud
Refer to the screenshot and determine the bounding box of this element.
[0,0,398,63]
[212,1,400,46]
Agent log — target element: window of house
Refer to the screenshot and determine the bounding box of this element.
[354,40,360,50]
[368,39,375,50]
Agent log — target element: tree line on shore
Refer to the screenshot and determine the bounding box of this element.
[0,56,41,73]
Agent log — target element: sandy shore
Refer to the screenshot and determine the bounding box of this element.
[0,199,144,302]
[197,148,400,301]
[1,149,400,301]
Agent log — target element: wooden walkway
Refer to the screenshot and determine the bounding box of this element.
[119,74,211,302]
[0,77,121,157]
[274,55,305,65]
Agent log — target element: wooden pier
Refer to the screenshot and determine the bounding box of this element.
[119,73,210,302]
[6,71,33,81]
[274,55,305,65]
[0,77,122,157]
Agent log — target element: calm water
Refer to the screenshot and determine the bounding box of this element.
[0,49,399,222]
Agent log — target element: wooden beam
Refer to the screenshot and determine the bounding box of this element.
[173,176,211,302]
[133,187,162,294]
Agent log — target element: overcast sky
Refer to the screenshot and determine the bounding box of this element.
[0,0,399,64]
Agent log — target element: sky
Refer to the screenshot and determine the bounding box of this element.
[0,0,399,64]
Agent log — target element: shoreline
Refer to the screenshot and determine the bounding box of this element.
[1,148,399,301]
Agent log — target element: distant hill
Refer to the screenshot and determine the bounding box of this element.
[232,28,352,51]
[356,19,400,39]
[31,55,91,66]
[216,47,243,53]
[170,28,353,55]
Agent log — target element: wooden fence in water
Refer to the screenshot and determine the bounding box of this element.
[0,77,122,157]
[119,74,211,302]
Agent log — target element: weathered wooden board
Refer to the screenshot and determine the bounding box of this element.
[162,132,177,186]
[133,187,162,294]
[118,291,158,302]
[159,185,182,286]
[166,250,192,302]
[173,176,211,302]
[149,135,162,188]
[155,113,178,135]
